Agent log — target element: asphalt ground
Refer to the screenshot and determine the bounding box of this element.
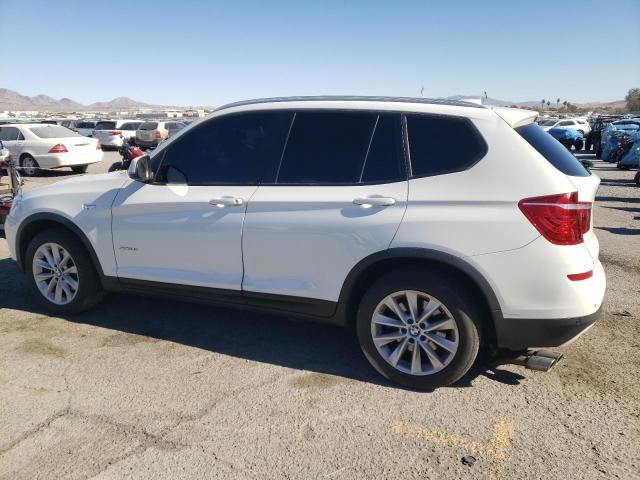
[0,150,638,479]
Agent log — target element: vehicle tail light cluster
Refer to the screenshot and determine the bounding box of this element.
[48,144,68,154]
[109,130,122,137]
[518,192,591,246]
[154,131,161,139]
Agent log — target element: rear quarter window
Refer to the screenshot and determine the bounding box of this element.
[406,114,487,177]
[516,123,589,177]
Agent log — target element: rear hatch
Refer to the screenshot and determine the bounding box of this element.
[137,122,159,142]
[515,122,600,261]
[93,121,121,142]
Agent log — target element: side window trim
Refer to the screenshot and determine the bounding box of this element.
[274,112,296,184]
[357,115,380,183]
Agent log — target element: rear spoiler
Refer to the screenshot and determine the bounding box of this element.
[493,107,539,129]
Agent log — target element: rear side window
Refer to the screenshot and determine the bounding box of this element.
[406,114,487,177]
[155,112,292,185]
[360,115,405,183]
[278,112,382,184]
[516,123,589,177]
[140,122,158,130]
[0,127,20,141]
[95,121,116,130]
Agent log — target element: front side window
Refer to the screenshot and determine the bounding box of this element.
[406,114,487,177]
[155,111,292,185]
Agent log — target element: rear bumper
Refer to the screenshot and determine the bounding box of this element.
[37,151,103,168]
[97,136,123,147]
[495,304,602,350]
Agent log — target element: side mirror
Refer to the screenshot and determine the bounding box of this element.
[128,155,153,183]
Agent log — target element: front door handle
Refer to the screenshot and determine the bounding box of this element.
[209,196,244,208]
[353,196,396,207]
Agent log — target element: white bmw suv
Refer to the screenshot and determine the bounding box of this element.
[5,97,605,389]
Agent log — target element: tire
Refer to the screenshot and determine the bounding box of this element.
[20,154,40,177]
[635,171,640,187]
[595,145,601,159]
[71,165,88,174]
[108,162,123,172]
[356,268,481,390]
[575,139,584,151]
[585,140,592,151]
[25,228,105,315]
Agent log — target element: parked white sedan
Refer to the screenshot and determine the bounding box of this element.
[0,124,103,176]
[541,118,591,135]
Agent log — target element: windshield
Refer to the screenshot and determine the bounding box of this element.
[76,121,96,128]
[30,126,80,138]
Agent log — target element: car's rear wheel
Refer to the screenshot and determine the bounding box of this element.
[71,165,88,174]
[575,139,584,151]
[356,269,481,390]
[25,228,105,314]
[20,155,40,177]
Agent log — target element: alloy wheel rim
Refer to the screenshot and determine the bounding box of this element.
[23,158,36,175]
[371,290,459,376]
[32,243,79,305]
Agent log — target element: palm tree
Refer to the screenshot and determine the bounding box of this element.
[563,100,568,110]
[556,98,560,109]
[546,101,551,109]
[541,99,546,110]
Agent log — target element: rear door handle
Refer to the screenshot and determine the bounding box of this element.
[353,196,396,207]
[209,196,244,208]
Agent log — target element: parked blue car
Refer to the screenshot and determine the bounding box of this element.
[548,127,584,151]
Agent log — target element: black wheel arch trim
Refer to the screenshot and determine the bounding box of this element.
[337,247,504,326]
[15,212,106,279]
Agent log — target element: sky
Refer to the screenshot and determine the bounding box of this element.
[2,0,639,107]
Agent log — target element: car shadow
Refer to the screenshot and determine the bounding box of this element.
[595,226,640,236]
[0,256,524,391]
[595,196,640,204]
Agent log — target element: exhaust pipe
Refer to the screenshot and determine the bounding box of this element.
[495,350,564,372]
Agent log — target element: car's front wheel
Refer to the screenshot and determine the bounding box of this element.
[25,228,105,314]
[357,269,481,390]
[71,165,88,174]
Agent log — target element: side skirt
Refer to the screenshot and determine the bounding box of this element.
[105,276,346,327]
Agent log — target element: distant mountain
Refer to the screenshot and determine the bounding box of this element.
[445,95,626,110]
[0,87,626,112]
[0,88,168,112]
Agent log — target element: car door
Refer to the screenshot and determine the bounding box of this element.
[242,111,409,307]
[111,110,292,292]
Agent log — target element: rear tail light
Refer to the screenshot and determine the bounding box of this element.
[567,271,593,281]
[109,130,122,137]
[155,130,161,139]
[48,144,68,154]
[518,192,591,245]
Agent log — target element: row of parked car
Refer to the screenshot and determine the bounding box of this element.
[0,118,192,151]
